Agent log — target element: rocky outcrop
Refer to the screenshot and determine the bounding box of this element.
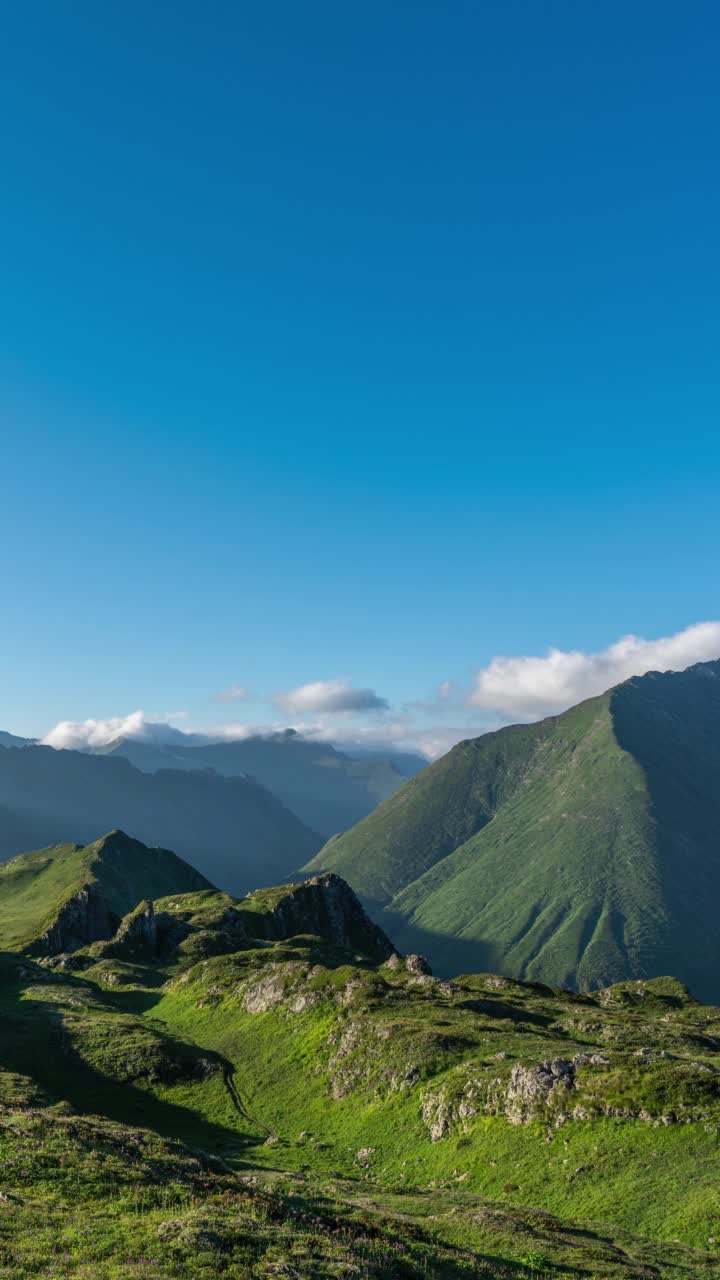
[28,884,119,956]
[504,1059,575,1125]
[241,965,293,1014]
[95,900,158,959]
[421,1088,453,1141]
[247,874,396,961]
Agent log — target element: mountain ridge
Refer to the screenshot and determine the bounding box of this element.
[0,829,213,953]
[2,858,719,1277]
[91,730,422,836]
[307,659,720,999]
[0,744,322,892]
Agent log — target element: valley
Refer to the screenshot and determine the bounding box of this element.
[1,835,719,1277]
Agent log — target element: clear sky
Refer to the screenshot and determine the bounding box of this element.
[2,1,719,755]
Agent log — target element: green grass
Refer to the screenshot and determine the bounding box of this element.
[149,954,720,1252]
[0,831,212,952]
[308,661,720,1001]
[0,1095,496,1278]
[0,842,90,949]
[3,869,720,1276]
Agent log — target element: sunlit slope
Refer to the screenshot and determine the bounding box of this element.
[390,693,661,988]
[309,661,720,999]
[306,716,552,903]
[0,830,212,952]
[2,864,720,1274]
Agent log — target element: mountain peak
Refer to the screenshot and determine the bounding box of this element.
[309,657,720,1000]
[0,832,214,956]
[242,871,397,961]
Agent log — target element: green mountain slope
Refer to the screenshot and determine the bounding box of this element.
[0,830,212,953]
[307,660,720,1000]
[2,865,719,1278]
[96,729,421,836]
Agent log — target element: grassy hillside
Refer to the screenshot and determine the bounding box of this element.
[307,717,553,904]
[0,830,212,952]
[2,870,719,1278]
[308,661,720,1000]
[0,743,322,891]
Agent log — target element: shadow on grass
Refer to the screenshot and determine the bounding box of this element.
[372,907,503,978]
[0,952,265,1163]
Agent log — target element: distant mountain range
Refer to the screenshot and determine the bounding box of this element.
[0,743,321,893]
[0,729,32,749]
[308,659,720,1002]
[90,729,422,836]
[0,730,422,893]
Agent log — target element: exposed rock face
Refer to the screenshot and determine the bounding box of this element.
[250,874,396,961]
[241,966,290,1014]
[421,1088,452,1141]
[505,1059,575,1125]
[98,900,158,959]
[405,953,432,976]
[28,885,119,956]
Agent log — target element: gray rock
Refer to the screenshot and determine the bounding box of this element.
[505,1059,575,1125]
[28,884,120,956]
[241,968,288,1014]
[421,1089,451,1141]
[249,874,395,961]
[97,900,157,959]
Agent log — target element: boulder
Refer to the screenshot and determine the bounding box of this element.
[505,1059,575,1125]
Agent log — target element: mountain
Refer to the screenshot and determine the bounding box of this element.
[307,659,720,1001]
[93,729,421,835]
[0,743,322,892]
[0,729,33,748]
[0,863,718,1277]
[0,829,212,953]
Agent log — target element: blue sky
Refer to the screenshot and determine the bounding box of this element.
[2,1,719,755]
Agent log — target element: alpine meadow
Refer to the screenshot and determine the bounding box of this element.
[3,3,720,1278]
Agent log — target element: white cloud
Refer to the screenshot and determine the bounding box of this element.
[43,711,197,750]
[274,680,388,714]
[213,685,248,704]
[40,622,720,764]
[218,717,462,761]
[327,722,471,761]
[40,707,451,762]
[468,621,720,719]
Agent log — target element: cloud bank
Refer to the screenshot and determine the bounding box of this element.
[468,621,720,719]
[274,680,388,714]
[39,623,720,762]
[215,718,464,763]
[43,711,197,750]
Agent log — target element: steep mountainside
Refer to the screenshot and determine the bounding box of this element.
[1,860,718,1278]
[308,660,720,1000]
[0,744,321,891]
[95,729,421,836]
[0,830,212,953]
